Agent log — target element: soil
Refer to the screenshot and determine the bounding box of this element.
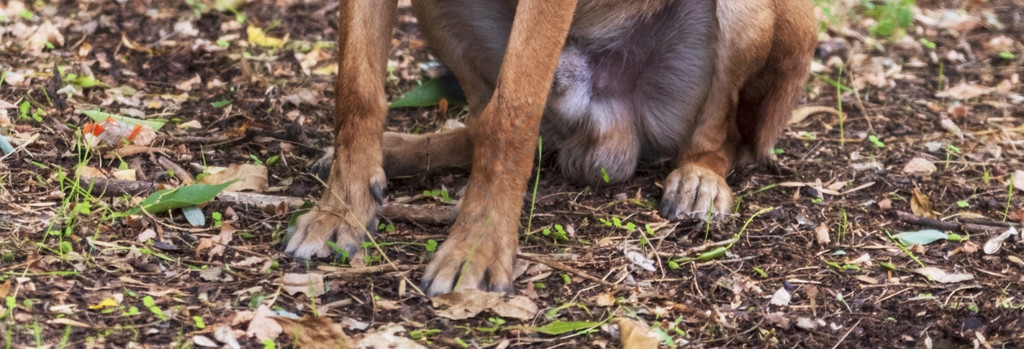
[0,0,1022,348]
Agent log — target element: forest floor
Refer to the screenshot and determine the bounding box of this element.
[1,0,1023,347]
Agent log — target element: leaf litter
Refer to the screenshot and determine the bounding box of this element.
[0,0,1023,348]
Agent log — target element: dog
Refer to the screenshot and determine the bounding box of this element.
[284,0,817,296]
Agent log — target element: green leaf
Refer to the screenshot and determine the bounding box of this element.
[80,109,167,131]
[527,321,601,335]
[211,99,232,108]
[893,229,948,246]
[128,182,235,215]
[70,75,110,88]
[389,77,464,108]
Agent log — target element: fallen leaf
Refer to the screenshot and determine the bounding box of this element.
[617,317,660,349]
[625,250,656,272]
[983,227,1018,254]
[246,305,283,341]
[936,83,992,100]
[878,198,892,210]
[769,287,792,306]
[274,315,353,349]
[28,20,65,54]
[213,324,241,349]
[354,323,427,349]
[788,105,840,125]
[246,25,286,49]
[1014,170,1024,193]
[795,317,824,330]
[192,335,218,348]
[593,292,616,307]
[815,222,831,245]
[431,289,538,320]
[902,158,937,175]
[893,229,949,246]
[910,188,937,219]
[913,267,975,283]
[280,273,326,298]
[199,164,269,193]
[195,222,236,260]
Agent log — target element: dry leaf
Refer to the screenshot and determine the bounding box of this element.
[431,289,538,320]
[593,292,616,307]
[936,83,992,100]
[617,317,660,349]
[246,305,283,341]
[913,267,975,283]
[280,273,326,298]
[354,324,427,349]
[196,222,236,260]
[788,105,840,125]
[902,158,937,175]
[910,188,937,219]
[815,222,831,245]
[983,227,1018,254]
[199,164,269,192]
[769,287,792,306]
[878,198,892,210]
[274,316,353,349]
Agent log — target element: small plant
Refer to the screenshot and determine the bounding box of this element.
[944,144,961,169]
[423,188,453,203]
[862,0,916,39]
[142,296,168,321]
[541,224,569,242]
[868,135,885,148]
[836,207,848,243]
[18,101,45,122]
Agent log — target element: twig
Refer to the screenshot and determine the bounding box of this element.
[831,319,862,349]
[896,211,1007,233]
[517,253,624,290]
[319,263,419,278]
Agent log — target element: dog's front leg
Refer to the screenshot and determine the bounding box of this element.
[284,1,397,260]
[420,0,579,296]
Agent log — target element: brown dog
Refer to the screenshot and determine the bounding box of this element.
[284,0,816,296]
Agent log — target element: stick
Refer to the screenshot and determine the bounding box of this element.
[517,253,624,290]
[896,211,1006,233]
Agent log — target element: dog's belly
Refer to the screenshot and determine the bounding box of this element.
[542,0,716,184]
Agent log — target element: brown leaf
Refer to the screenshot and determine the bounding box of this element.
[913,267,975,283]
[280,273,326,298]
[195,222,236,260]
[593,292,616,307]
[878,198,892,210]
[274,315,353,349]
[246,305,283,341]
[198,164,269,193]
[431,289,537,320]
[902,158,937,175]
[910,188,937,219]
[617,317,660,349]
[815,222,831,245]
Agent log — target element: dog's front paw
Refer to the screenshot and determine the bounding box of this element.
[420,219,517,296]
[284,170,384,260]
[659,164,734,220]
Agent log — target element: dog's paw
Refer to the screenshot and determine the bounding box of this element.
[309,147,335,182]
[659,164,734,220]
[420,221,517,296]
[284,171,384,260]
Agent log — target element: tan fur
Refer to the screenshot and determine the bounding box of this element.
[285,0,816,295]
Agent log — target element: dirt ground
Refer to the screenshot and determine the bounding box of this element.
[1,0,1023,347]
